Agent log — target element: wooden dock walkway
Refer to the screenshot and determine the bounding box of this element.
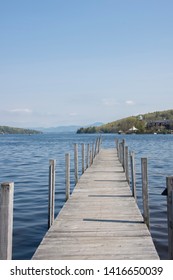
[32,148,159,260]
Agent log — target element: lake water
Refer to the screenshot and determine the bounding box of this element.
[0,133,172,260]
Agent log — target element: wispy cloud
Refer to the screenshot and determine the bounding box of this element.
[125,100,135,105]
[8,108,32,113]
[69,112,78,116]
[102,98,119,107]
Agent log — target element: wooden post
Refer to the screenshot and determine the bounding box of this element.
[90,149,92,166]
[96,137,99,154]
[86,143,90,169]
[115,139,119,155]
[65,153,70,201]
[98,136,101,153]
[122,139,125,170]
[74,144,78,185]
[166,176,173,259]
[119,142,123,165]
[92,142,94,164]
[82,144,85,173]
[130,151,137,202]
[0,182,14,260]
[94,138,98,157]
[118,142,121,162]
[48,159,56,229]
[141,158,150,229]
[125,146,129,184]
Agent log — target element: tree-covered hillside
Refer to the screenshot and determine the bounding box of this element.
[0,126,42,134]
[77,109,173,134]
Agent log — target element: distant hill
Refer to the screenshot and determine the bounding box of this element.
[77,109,173,134]
[38,125,80,133]
[36,122,104,133]
[0,126,42,134]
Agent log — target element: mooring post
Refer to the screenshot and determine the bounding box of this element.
[130,151,137,202]
[65,153,70,201]
[74,144,78,185]
[82,143,85,173]
[122,139,125,170]
[94,138,98,157]
[125,146,129,184]
[118,142,121,162]
[86,143,90,169]
[141,158,150,229]
[90,149,92,166]
[96,137,98,154]
[166,176,173,259]
[119,141,123,165]
[98,136,101,153]
[115,138,119,155]
[48,159,56,229]
[0,182,14,260]
[92,142,94,164]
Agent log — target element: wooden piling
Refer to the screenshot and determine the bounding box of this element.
[92,143,94,163]
[119,142,123,165]
[86,144,90,169]
[130,151,137,202]
[89,149,91,166]
[118,142,120,162]
[122,139,125,170]
[65,153,70,201]
[125,146,129,184]
[94,138,98,157]
[74,144,78,185]
[141,158,150,229]
[98,136,101,153]
[118,142,121,162]
[48,160,56,229]
[166,176,173,259]
[82,144,85,174]
[115,138,119,155]
[0,182,14,260]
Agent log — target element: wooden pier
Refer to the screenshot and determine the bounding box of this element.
[32,147,159,260]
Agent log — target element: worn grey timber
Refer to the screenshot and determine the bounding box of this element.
[32,148,159,260]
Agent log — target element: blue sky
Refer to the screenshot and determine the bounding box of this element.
[0,0,173,128]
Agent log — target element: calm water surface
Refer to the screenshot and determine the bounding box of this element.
[0,133,172,259]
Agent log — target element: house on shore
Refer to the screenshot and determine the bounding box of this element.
[146,120,173,130]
